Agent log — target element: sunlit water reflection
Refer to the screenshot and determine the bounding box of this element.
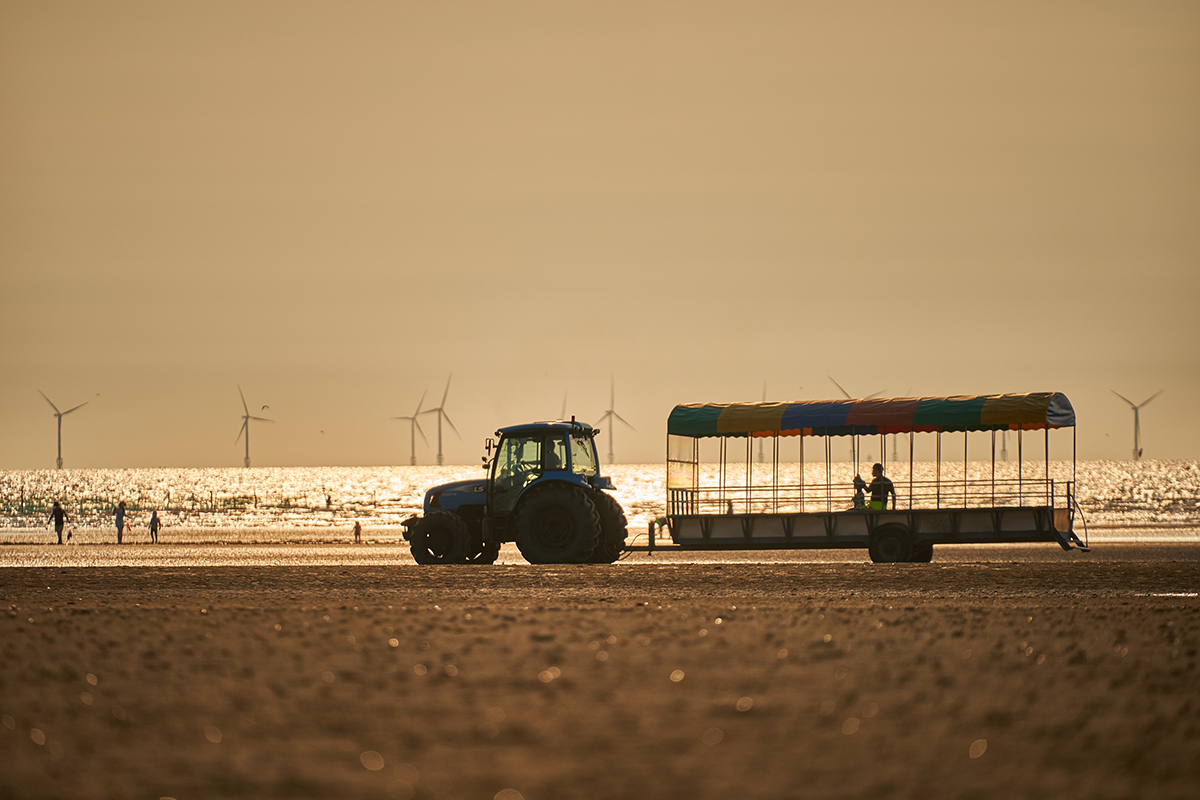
[2,461,1197,552]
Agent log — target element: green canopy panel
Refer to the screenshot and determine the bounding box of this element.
[668,392,1075,439]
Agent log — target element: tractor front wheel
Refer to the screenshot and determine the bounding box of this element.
[589,492,628,564]
[514,485,601,564]
[409,510,471,565]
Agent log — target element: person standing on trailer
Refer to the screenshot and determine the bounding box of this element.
[867,463,897,510]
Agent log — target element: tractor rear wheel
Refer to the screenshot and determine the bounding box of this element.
[589,492,628,564]
[409,510,471,565]
[514,485,601,564]
[868,525,913,564]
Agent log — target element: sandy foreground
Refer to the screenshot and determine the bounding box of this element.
[2,545,1199,800]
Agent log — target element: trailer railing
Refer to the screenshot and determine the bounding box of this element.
[669,478,1073,517]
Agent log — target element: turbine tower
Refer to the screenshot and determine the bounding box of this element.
[235,385,273,467]
[420,375,460,466]
[596,377,635,464]
[1112,389,1162,461]
[829,376,884,463]
[39,390,92,469]
[390,391,428,466]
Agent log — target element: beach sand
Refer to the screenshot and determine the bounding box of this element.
[2,550,1199,799]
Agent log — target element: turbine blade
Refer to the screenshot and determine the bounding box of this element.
[1111,389,1137,408]
[235,420,247,444]
[61,400,90,415]
[441,374,452,407]
[612,411,637,432]
[413,418,428,444]
[442,410,461,438]
[391,415,413,422]
[414,389,427,417]
[867,389,886,399]
[829,376,851,399]
[1139,390,1164,408]
[38,390,61,414]
[238,384,249,414]
[249,416,274,423]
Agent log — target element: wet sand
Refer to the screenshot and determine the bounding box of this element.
[2,546,1199,799]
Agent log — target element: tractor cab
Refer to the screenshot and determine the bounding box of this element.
[487,421,610,518]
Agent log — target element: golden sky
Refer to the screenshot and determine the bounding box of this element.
[2,1,1197,467]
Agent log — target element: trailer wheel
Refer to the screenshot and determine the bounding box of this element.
[869,526,913,564]
[589,492,628,564]
[909,542,934,563]
[514,484,601,564]
[409,510,471,565]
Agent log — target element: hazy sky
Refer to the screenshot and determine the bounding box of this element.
[2,1,1198,468]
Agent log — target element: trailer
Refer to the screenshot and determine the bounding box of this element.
[644,392,1087,562]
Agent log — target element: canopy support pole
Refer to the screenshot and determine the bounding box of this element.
[908,430,914,510]
[1018,429,1023,507]
[799,435,805,513]
[745,436,752,514]
[964,431,969,507]
[825,436,831,513]
[719,437,726,513]
[936,429,942,509]
[991,430,996,506]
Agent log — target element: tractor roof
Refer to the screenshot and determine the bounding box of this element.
[495,420,597,437]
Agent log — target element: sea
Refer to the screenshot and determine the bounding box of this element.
[2,460,1198,546]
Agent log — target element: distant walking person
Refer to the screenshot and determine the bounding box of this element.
[149,510,161,544]
[48,501,68,545]
[115,501,126,544]
[353,520,362,544]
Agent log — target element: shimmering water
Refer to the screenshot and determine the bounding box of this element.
[1,461,1197,545]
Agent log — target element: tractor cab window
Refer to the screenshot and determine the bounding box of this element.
[492,433,557,516]
[544,435,567,471]
[571,435,597,476]
[493,436,543,486]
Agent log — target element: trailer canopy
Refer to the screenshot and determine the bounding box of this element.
[668,392,1075,439]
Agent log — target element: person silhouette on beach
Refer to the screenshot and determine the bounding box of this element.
[149,510,160,544]
[48,501,68,544]
[353,520,362,544]
[115,501,126,544]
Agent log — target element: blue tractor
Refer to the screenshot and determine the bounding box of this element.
[401,420,628,565]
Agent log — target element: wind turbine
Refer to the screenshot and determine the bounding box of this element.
[1112,389,1163,460]
[420,375,460,466]
[390,391,428,466]
[39,390,92,469]
[596,377,635,464]
[235,385,273,467]
[829,376,885,463]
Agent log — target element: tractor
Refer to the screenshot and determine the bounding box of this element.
[401,420,627,565]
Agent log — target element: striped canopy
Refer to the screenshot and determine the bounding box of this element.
[668,392,1075,439]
